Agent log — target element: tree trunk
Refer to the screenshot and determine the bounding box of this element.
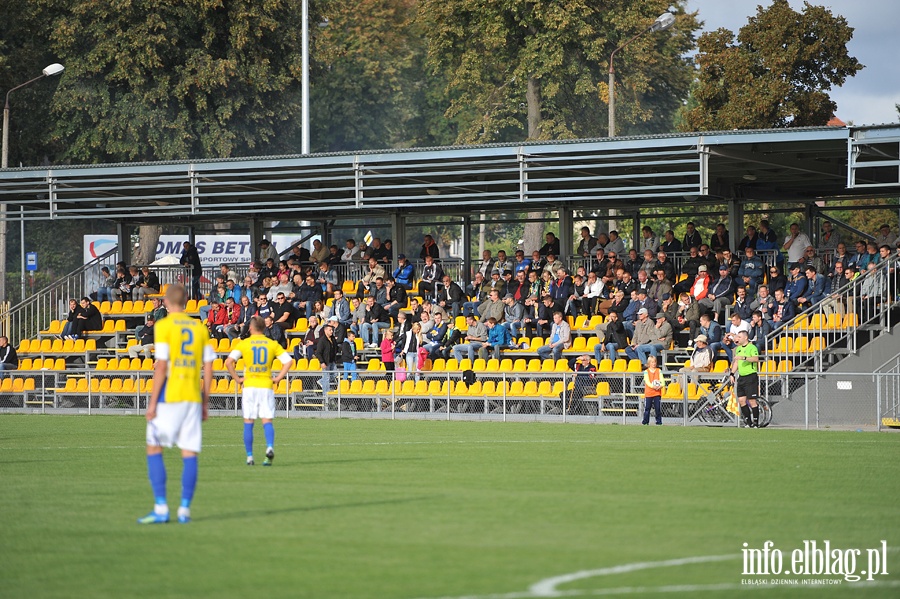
[133,225,161,265]
[523,76,547,254]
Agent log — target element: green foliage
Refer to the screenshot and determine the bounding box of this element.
[39,0,306,162]
[421,0,700,142]
[679,0,863,131]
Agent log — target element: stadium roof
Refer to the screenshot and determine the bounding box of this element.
[0,125,898,223]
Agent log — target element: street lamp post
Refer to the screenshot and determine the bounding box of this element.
[1,63,65,303]
[301,0,309,154]
[608,12,675,138]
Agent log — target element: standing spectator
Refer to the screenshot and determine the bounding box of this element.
[258,239,278,264]
[341,239,361,263]
[818,221,841,259]
[757,220,780,261]
[875,224,898,248]
[783,223,812,265]
[0,336,18,378]
[605,230,626,257]
[710,223,730,253]
[419,235,440,261]
[577,226,597,257]
[539,232,561,257]
[660,230,681,254]
[179,241,203,300]
[340,330,359,382]
[639,226,659,253]
[683,222,702,250]
[737,226,759,252]
[310,239,329,264]
[641,356,665,426]
[315,324,338,392]
[400,323,423,381]
[380,330,396,372]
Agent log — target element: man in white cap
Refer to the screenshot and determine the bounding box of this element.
[679,334,713,386]
[624,307,655,365]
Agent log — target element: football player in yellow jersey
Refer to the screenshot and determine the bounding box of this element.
[139,285,214,525]
[225,316,292,466]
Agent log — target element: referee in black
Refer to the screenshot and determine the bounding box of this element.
[731,330,761,427]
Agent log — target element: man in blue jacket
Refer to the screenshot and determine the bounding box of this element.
[797,265,827,309]
[482,317,513,360]
[737,247,765,296]
[784,263,808,307]
[392,254,415,290]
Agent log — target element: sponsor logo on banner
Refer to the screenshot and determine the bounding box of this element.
[84,234,309,266]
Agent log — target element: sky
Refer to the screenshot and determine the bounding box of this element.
[686,0,900,126]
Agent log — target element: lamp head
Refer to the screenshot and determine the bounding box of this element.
[42,63,65,77]
[649,12,676,33]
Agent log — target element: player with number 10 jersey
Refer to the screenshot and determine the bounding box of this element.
[226,316,292,466]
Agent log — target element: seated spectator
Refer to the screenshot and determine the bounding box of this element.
[623,249,642,278]
[60,299,83,340]
[482,317,514,359]
[418,255,444,300]
[689,265,711,301]
[539,232,561,257]
[478,289,504,322]
[325,245,342,266]
[542,254,564,280]
[293,274,323,319]
[205,299,227,338]
[699,265,734,322]
[392,254,415,290]
[133,266,159,300]
[502,293,526,338]
[784,263,808,306]
[299,315,322,359]
[0,336,19,378]
[316,261,339,295]
[875,224,898,248]
[716,313,750,362]
[436,275,465,317]
[421,311,448,356]
[750,285,775,323]
[529,296,558,339]
[720,249,741,279]
[452,315,488,361]
[96,266,117,302]
[645,312,674,360]
[767,265,787,293]
[360,296,391,348]
[129,318,156,359]
[698,313,723,358]
[594,310,629,366]
[679,334,713,386]
[624,308,656,365]
[675,292,702,343]
[738,247,764,295]
[771,288,795,328]
[356,257,386,298]
[74,297,102,337]
[803,246,826,275]
[674,247,704,294]
[289,244,312,264]
[537,311,571,361]
[732,286,753,321]
[264,314,287,349]
[822,263,849,316]
[267,273,292,301]
[858,261,885,321]
[577,227,597,257]
[230,295,255,340]
[495,250,514,274]
[272,292,299,334]
[581,271,605,316]
[520,296,540,339]
[384,277,407,320]
[796,265,827,309]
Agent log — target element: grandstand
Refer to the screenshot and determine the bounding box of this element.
[1,125,899,428]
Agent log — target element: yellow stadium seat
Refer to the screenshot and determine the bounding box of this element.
[141,358,153,370]
[109,301,123,314]
[842,313,858,329]
[458,358,472,371]
[445,358,459,372]
[793,337,809,353]
[275,380,288,394]
[529,337,544,351]
[212,358,224,371]
[527,358,542,373]
[53,358,65,370]
[513,359,527,372]
[12,379,24,393]
[586,315,603,329]
[498,358,513,372]
[39,339,51,353]
[294,358,309,370]
[62,378,77,392]
[17,339,30,354]
[308,358,320,370]
[523,381,539,396]
[47,320,63,335]
[73,339,86,352]
[509,381,525,396]
[612,359,627,373]
[99,301,112,314]
[121,301,134,313]
[570,337,586,352]
[466,381,483,395]
[627,359,642,373]
[427,380,442,396]
[122,379,136,393]
[115,320,126,332]
[431,358,446,371]
[597,358,613,373]
[554,359,570,372]
[290,379,304,393]
[19,358,33,370]
[485,358,500,372]
[550,381,565,397]
[713,359,729,373]
[778,360,793,373]
[472,358,486,372]
[400,380,416,396]
[110,379,123,392]
[663,382,682,399]
[75,379,88,392]
[586,337,600,351]
[573,315,587,330]
[98,379,111,393]
[452,380,468,395]
[185,300,198,313]
[32,358,44,370]
[62,339,75,353]
[51,339,63,352]
[482,381,497,396]
[0,378,12,392]
[101,320,115,333]
[809,336,825,352]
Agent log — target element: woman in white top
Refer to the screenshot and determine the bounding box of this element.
[401,322,423,381]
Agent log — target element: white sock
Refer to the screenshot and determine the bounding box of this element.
[177,506,190,518]
[154,504,169,516]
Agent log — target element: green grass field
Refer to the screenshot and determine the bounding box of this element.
[1,416,898,598]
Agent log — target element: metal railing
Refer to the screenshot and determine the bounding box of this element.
[762,254,899,372]
[2,367,898,431]
[567,250,780,278]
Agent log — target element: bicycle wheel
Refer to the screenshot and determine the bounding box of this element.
[756,398,772,428]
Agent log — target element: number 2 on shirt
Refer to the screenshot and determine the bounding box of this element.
[181,328,194,356]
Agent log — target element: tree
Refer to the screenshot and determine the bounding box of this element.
[38,0,307,163]
[679,0,863,131]
[421,0,700,143]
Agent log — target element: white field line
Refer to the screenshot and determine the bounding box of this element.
[410,553,900,599]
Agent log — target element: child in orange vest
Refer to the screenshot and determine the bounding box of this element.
[642,355,665,425]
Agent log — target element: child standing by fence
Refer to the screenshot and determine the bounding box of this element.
[642,355,665,426]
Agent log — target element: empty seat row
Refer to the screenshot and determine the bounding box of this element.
[0,378,36,393]
[19,338,98,354]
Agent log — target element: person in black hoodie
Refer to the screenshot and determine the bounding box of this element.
[315,324,339,392]
[75,297,103,337]
[0,336,19,378]
[60,299,84,339]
